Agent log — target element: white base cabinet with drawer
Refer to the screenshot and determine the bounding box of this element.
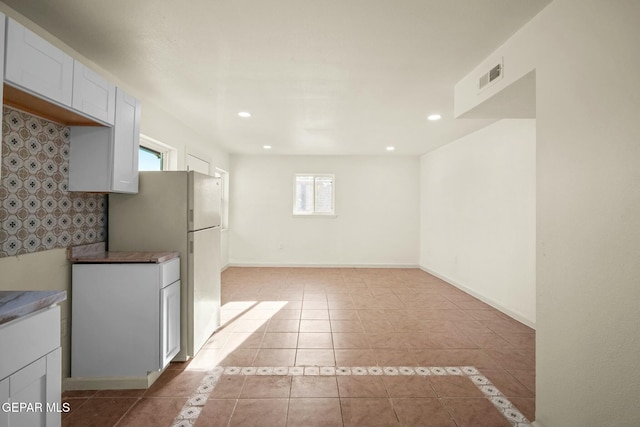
[71,258,180,378]
[0,307,62,427]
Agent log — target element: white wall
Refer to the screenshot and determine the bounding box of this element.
[229,155,419,267]
[456,1,640,426]
[142,103,230,173]
[420,119,536,326]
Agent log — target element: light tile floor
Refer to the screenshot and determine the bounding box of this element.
[63,267,535,427]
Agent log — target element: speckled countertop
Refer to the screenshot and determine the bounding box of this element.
[69,251,179,263]
[67,242,179,264]
[0,291,67,326]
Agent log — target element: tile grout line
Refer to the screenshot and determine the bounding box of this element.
[170,365,531,427]
[112,396,143,427]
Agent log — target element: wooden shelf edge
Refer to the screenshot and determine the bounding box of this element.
[3,83,104,127]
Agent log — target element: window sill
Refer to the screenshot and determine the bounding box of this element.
[292,214,337,219]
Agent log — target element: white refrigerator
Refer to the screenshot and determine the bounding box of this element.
[109,171,221,361]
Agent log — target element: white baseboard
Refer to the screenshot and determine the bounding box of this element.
[221,263,230,272]
[63,369,164,391]
[228,262,420,269]
[531,421,544,427]
[420,265,536,330]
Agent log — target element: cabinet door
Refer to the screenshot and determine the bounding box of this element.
[68,127,112,192]
[0,13,5,181]
[72,61,116,125]
[72,264,159,377]
[161,281,181,368]
[5,19,73,107]
[3,349,61,427]
[0,376,8,427]
[111,89,141,193]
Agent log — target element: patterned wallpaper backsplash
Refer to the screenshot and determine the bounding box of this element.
[0,107,106,258]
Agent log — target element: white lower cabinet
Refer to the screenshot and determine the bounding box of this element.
[71,258,180,378]
[0,307,62,427]
[0,378,6,427]
[160,281,181,369]
[0,350,61,427]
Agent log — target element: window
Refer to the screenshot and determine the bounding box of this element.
[139,134,177,171]
[138,146,163,171]
[293,174,335,215]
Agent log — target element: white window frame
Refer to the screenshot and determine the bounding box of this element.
[186,153,210,175]
[292,173,336,217]
[139,134,178,170]
[214,167,229,230]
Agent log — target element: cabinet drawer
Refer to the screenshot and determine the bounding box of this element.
[0,306,59,380]
[160,258,180,288]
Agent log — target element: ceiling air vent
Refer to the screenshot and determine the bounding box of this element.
[478,58,503,92]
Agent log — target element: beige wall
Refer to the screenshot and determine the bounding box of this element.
[0,249,72,377]
[456,1,640,425]
[420,119,536,326]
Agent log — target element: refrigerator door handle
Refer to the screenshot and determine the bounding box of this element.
[189,240,194,254]
[189,209,194,223]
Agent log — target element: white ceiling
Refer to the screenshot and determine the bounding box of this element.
[2,0,550,156]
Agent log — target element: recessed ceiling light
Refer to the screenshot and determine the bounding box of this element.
[427,114,442,121]
[238,111,251,118]
[263,145,272,149]
[386,146,395,151]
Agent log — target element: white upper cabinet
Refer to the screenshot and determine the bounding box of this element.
[72,61,116,125]
[3,16,141,193]
[68,88,140,193]
[112,89,141,193]
[4,18,74,107]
